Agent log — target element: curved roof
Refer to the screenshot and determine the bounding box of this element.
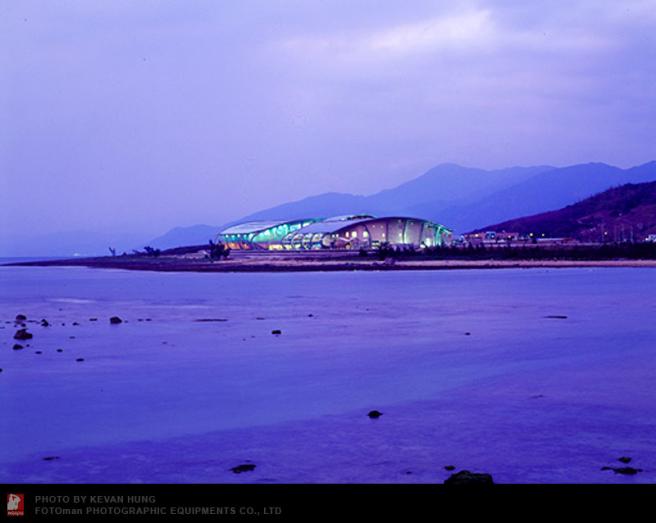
[220,219,310,235]
[294,216,450,236]
[292,217,375,235]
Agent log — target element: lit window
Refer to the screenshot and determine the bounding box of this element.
[352,231,357,238]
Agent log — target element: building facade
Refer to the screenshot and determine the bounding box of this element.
[218,215,451,251]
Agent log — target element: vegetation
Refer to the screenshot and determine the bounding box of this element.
[206,240,231,261]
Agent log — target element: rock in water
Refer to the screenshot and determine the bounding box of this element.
[40,319,50,327]
[367,410,383,419]
[109,316,123,325]
[14,329,32,340]
[618,456,632,464]
[230,464,256,474]
[15,314,27,321]
[444,470,494,486]
[12,344,24,350]
[271,329,282,335]
[444,465,456,471]
[601,466,641,475]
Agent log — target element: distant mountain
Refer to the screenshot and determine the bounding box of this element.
[232,193,373,223]
[368,164,554,213]
[229,163,554,226]
[227,162,656,234]
[473,181,656,242]
[438,162,656,232]
[148,224,222,250]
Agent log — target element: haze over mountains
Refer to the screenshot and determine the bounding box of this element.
[5,161,654,256]
[149,161,656,249]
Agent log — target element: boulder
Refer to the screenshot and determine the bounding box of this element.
[230,464,256,474]
[13,329,32,340]
[444,470,494,486]
[15,314,27,321]
[367,410,383,419]
[109,316,123,324]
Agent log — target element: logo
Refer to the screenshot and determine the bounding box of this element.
[7,493,24,517]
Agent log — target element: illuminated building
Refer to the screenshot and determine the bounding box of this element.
[218,215,451,250]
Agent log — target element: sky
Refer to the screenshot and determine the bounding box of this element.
[1,0,655,240]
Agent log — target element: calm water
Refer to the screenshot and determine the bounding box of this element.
[1,266,655,482]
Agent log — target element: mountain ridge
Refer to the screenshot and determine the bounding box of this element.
[472,181,656,241]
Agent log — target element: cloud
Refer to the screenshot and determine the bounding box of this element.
[280,4,616,68]
[367,9,494,54]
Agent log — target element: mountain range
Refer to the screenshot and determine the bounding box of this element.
[7,161,654,256]
[149,161,656,249]
[474,181,656,242]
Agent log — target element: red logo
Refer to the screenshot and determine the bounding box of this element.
[7,493,24,517]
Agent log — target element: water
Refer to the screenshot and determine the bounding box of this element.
[1,266,655,483]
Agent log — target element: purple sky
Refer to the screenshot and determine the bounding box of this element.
[1,1,655,238]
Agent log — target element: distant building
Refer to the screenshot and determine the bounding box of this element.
[463,230,576,247]
[218,215,451,251]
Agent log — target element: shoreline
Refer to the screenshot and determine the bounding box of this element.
[5,256,656,273]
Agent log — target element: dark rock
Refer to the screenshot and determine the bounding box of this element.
[230,464,256,474]
[56,349,63,353]
[14,329,32,340]
[618,456,632,464]
[40,319,50,327]
[255,317,265,320]
[544,315,568,319]
[89,318,98,322]
[194,318,228,322]
[464,332,471,336]
[602,466,642,475]
[444,465,456,471]
[72,322,79,326]
[75,358,85,362]
[271,329,282,335]
[35,351,43,355]
[444,470,494,486]
[308,314,314,317]
[69,336,75,339]
[530,394,545,399]
[145,318,152,322]
[109,316,123,324]
[42,456,60,461]
[367,410,383,419]
[12,344,24,350]
[15,314,27,321]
